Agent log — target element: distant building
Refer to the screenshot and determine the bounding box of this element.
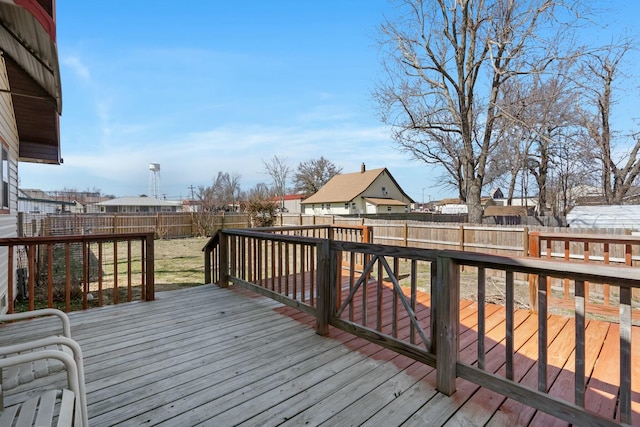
[271,194,306,214]
[96,196,182,213]
[18,189,74,214]
[434,197,496,214]
[567,205,640,230]
[301,164,413,215]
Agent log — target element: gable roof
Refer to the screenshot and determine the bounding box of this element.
[301,168,413,204]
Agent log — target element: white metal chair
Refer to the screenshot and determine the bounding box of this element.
[0,309,88,426]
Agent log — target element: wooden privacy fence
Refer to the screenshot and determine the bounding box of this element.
[0,233,155,313]
[19,212,252,238]
[209,226,640,426]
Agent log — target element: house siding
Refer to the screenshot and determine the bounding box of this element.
[0,54,21,313]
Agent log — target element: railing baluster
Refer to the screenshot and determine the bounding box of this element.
[98,242,103,306]
[505,270,514,381]
[293,243,298,300]
[83,241,88,309]
[574,279,585,407]
[538,275,548,393]
[478,267,486,370]
[349,252,355,322]
[113,241,118,304]
[619,285,632,424]
[65,243,71,312]
[410,260,417,346]
[7,243,14,313]
[285,242,290,297]
[377,258,383,331]
[127,240,132,302]
[28,244,35,311]
[47,243,53,308]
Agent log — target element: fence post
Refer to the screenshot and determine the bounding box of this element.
[145,233,155,300]
[435,254,459,396]
[403,222,408,247]
[316,239,333,336]
[458,225,464,251]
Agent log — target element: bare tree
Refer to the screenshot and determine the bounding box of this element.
[263,155,292,210]
[374,0,582,222]
[293,157,342,197]
[197,171,242,212]
[246,183,277,227]
[576,42,640,204]
[496,59,579,214]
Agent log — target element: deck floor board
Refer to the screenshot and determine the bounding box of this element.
[2,284,638,426]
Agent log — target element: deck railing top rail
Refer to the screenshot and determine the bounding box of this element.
[531,231,640,245]
[0,232,154,246]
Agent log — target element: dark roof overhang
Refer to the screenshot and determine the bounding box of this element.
[0,0,61,164]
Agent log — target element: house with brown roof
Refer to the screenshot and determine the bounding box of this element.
[301,164,413,215]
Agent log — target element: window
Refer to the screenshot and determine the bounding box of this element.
[387,206,392,212]
[344,203,349,210]
[1,147,8,209]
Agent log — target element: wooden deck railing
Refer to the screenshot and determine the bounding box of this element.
[0,232,155,313]
[208,226,639,427]
[529,231,640,319]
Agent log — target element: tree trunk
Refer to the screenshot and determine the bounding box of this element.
[467,180,483,224]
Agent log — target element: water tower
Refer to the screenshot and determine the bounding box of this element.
[149,163,161,199]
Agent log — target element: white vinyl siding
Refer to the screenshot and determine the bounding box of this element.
[0,54,21,313]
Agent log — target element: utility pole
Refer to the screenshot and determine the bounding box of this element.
[188,185,196,200]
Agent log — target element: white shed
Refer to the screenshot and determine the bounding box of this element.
[567,205,640,231]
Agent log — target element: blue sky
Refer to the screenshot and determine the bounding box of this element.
[18,1,639,203]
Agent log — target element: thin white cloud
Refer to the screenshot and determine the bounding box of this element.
[61,55,91,81]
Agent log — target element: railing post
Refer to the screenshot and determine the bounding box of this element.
[204,244,212,284]
[316,239,333,336]
[145,233,155,301]
[219,232,229,288]
[435,254,459,396]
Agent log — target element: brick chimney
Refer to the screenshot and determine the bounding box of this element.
[361,163,366,173]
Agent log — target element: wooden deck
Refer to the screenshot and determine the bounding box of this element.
[3,284,639,426]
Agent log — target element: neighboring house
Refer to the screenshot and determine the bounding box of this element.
[0,1,62,312]
[271,194,306,214]
[96,196,182,213]
[18,188,74,214]
[301,164,413,215]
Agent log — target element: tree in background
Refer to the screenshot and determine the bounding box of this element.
[263,155,291,210]
[576,42,640,205]
[374,0,583,222]
[293,157,342,197]
[495,59,579,214]
[194,172,242,236]
[246,182,277,227]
